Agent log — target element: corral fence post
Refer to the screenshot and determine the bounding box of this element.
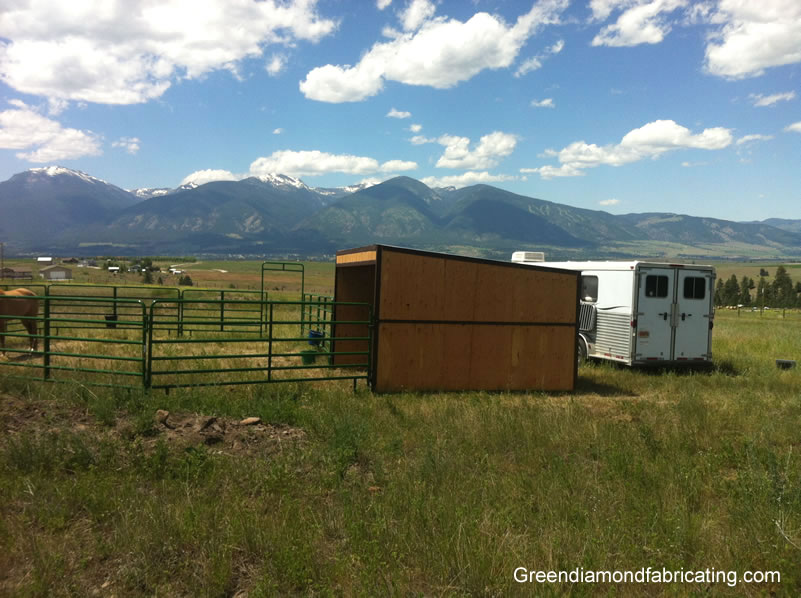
[267,302,274,382]
[43,294,51,381]
[146,302,155,390]
[220,290,225,332]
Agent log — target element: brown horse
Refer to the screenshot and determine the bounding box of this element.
[0,288,39,354]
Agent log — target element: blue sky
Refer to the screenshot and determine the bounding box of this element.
[0,0,799,221]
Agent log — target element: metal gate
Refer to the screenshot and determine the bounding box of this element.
[1,293,371,391]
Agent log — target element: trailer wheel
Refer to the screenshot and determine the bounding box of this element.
[577,337,588,368]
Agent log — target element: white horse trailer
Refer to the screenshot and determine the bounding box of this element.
[511,253,716,367]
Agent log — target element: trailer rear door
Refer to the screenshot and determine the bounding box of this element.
[635,267,675,361]
[673,270,713,361]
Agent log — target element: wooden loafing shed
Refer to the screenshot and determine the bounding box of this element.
[333,245,581,393]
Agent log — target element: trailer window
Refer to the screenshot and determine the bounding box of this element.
[581,275,598,302]
[683,276,706,300]
[645,275,669,298]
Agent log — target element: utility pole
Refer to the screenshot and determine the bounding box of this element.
[1,241,4,280]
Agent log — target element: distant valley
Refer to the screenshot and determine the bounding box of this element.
[1,166,800,260]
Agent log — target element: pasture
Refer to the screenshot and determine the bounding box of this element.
[1,260,801,595]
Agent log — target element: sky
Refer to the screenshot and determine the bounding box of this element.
[0,0,799,221]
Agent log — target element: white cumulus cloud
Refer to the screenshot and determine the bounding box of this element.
[180,169,239,186]
[387,108,411,118]
[435,131,518,170]
[531,98,555,108]
[0,99,102,162]
[785,121,801,133]
[0,0,338,105]
[249,150,417,177]
[400,0,436,32]
[591,0,688,47]
[300,0,568,102]
[599,198,620,206]
[528,119,733,179]
[421,171,519,188]
[704,0,801,78]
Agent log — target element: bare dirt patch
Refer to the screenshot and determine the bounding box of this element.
[0,392,305,458]
[147,409,305,456]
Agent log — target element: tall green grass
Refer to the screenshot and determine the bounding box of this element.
[1,312,800,595]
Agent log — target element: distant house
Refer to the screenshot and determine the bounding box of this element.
[62,257,79,264]
[107,266,120,274]
[39,265,72,281]
[1,267,33,280]
[36,257,53,265]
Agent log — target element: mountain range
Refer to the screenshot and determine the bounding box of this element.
[1,166,799,260]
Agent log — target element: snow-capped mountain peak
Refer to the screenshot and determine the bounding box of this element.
[27,166,108,185]
[130,187,172,199]
[254,173,309,190]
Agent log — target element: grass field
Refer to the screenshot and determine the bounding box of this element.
[2,257,801,595]
[1,298,800,595]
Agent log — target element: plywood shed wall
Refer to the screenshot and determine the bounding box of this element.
[333,245,580,393]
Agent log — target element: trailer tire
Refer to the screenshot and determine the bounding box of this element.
[577,337,588,368]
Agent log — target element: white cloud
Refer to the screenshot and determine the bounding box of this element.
[410,123,422,133]
[410,135,435,145]
[705,0,801,78]
[273,128,283,135]
[785,121,801,133]
[387,108,411,118]
[592,0,688,47]
[435,131,518,169]
[0,100,102,162]
[0,0,337,105]
[736,133,773,145]
[266,54,287,76]
[112,137,141,154]
[300,0,568,102]
[531,98,555,108]
[683,1,714,25]
[400,0,436,32]
[515,57,543,77]
[421,171,519,188]
[529,119,733,179]
[249,150,417,176]
[514,38,564,77]
[380,159,418,171]
[749,91,796,107]
[377,0,393,9]
[180,169,239,186]
[599,198,620,206]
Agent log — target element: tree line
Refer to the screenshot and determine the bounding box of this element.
[715,265,801,308]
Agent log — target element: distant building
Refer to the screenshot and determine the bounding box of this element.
[36,257,53,265]
[1,267,33,280]
[62,257,79,264]
[39,265,72,280]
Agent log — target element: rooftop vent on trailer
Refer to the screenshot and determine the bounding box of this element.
[511,251,545,263]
